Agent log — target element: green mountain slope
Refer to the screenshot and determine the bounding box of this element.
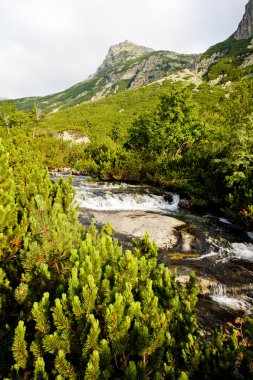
[195,0,253,83]
[13,41,197,113]
[195,36,253,83]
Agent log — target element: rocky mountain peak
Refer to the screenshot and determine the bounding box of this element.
[97,40,154,72]
[234,0,253,39]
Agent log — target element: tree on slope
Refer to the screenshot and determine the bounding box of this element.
[128,85,205,163]
[0,102,16,135]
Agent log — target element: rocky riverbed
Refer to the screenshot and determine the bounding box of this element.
[64,175,253,329]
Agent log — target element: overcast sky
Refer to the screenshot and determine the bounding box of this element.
[0,0,248,98]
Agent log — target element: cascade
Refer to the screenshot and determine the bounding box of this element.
[68,175,253,314]
[74,181,179,212]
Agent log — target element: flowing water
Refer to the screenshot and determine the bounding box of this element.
[74,179,179,212]
[58,174,253,326]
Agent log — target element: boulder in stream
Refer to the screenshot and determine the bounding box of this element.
[80,210,185,249]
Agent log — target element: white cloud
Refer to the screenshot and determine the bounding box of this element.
[0,0,248,98]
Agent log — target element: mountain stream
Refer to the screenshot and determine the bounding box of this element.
[62,175,253,329]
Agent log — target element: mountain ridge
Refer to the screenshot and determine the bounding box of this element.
[13,41,198,113]
[234,0,253,40]
[12,0,253,112]
[95,40,154,73]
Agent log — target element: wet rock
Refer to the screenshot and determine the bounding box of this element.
[50,169,58,176]
[166,252,200,260]
[174,224,204,254]
[180,231,196,251]
[176,276,247,330]
[163,193,173,203]
[197,295,245,331]
[179,198,192,209]
[199,278,218,295]
[52,168,86,176]
[61,167,72,174]
[72,169,84,175]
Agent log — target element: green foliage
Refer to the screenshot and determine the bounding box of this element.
[208,79,253,220]
[0,142,202,378]
[1,46,253,380]
[34,357,48,380]
[1,75,253,223]
[12,321,28,370]
[0,139,17,253]
[0,101,17,135]
[128,84,205,161]
[30,105,43,138]
[0,140,253,378]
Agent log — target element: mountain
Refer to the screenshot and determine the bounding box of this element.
[195,0,253,83]
[234,0,253,40]
[8,2,253,113]
[13,41,197,113]
[95,40,154,71]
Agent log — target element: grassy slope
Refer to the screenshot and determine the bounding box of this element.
[39,79,224,146]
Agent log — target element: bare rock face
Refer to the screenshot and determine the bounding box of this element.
[95,41,196,92]
[234,0,253,40]
[97,40,154,72]
[56,130,90,144]
[240,46,253,68]
[89,43,197,101]
[194,52,225,76]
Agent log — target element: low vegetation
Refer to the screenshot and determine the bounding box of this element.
[1,141,253,378]
[1,11,253,379]
[1,78,253,224]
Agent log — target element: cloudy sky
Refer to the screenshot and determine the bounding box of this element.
[0,0,248,98]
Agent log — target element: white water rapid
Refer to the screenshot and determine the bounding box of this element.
[201,237,253,263]
[74,181,179,212]
[210,283,252,312]
[69,176,253,315]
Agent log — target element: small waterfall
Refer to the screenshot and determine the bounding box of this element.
[231,242,253,261]
[210,283,252,312]
[210,283,227,297]
[74,181,179,212]
[199,237,253,263]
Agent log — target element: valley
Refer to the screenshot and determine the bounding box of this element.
[1,0,253,378]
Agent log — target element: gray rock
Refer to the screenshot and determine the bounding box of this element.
[234,0,253,40]
[239,50,253,68]
[80,210,185,249]
[56,131,90,144]
[179,198,192,209]
[96,40,154,72]
[194,52,225,77]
